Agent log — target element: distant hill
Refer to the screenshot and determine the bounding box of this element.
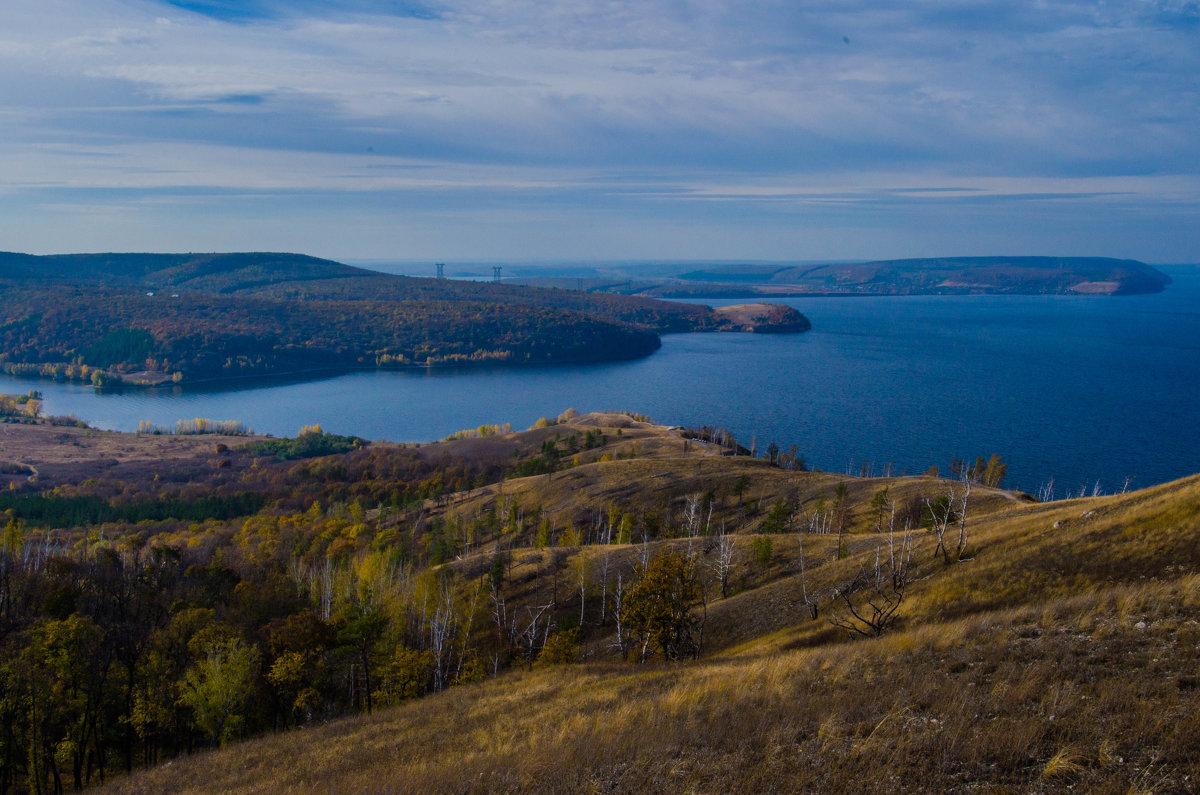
[0,251,361,290]
[0,251,773,331]
[661,256,1172,297]
[0,252,810,385]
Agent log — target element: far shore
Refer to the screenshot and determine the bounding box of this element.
[2,312,813,394]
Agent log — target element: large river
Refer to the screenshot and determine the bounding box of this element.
[3,266,1198,495]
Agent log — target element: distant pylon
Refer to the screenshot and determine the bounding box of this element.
[493,266,502,283]
[436,263,445,279]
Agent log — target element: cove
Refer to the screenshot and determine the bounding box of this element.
[3,266,1197,495]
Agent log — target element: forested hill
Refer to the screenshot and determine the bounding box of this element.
[0,251,717,331]
[662,255,1172,297]
[0,252,810,385]
[0,252,362,291]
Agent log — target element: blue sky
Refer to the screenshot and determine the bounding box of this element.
[1,0,1198,262]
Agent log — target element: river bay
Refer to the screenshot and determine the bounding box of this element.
[3,266,1197,495]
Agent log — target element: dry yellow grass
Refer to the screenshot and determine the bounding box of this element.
[102,466,1200,793]
[0,421,259,468]
[103,576,1200,793]
[407,413,1024,579]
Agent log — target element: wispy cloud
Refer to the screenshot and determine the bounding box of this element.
[0,0,1196,259]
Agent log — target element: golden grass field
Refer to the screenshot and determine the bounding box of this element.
[99,416,1200,793]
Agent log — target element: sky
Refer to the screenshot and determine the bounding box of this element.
[1,0,1198,262]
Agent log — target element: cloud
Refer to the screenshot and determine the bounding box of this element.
[161,0,439,23]
[0,0,1195,259]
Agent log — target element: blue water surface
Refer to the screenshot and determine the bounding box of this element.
[2,266,1197,494]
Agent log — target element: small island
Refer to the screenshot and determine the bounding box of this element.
[713,302,814,332]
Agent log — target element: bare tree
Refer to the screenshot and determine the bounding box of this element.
[955,478,972,560]
[830,496,917,638]
[489,576,520,665]
[598,549,611,625]
[808,494,832,535]
[519,601,555,661]
[831,559,907,638]
[610,571,628,657]
[710,531,736,599]
[429,582,458,690]
[576,552,589,626]
[683,493,702,538]
[925,491,954,564]
[638,537,651,570]
[797,528,817,620]
[831,568,904,637]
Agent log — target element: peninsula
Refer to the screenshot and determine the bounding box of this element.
[0,252,809,387]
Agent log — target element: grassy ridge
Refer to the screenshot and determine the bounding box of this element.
[94,422,1200,793]
[104,580,1200,793]
[3,411,1192,792]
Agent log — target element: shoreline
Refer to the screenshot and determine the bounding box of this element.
[653,285,1172,299]
[0,320,812,393]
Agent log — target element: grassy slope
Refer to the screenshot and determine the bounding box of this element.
[101,417,1200,794]
[0,420,268,494]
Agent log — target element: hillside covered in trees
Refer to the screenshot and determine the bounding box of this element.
[0,408,1196,792]
[0,252,810,386]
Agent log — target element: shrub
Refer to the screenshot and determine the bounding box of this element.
[752,536,773,567]
[537,627,581,666]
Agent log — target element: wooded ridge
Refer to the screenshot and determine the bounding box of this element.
[0,252,810,385]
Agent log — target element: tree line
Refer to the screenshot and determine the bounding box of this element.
[0,283,661,384]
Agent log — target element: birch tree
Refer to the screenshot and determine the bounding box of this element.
[710,531,736,599]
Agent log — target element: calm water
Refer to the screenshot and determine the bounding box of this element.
[3,266,1198,494]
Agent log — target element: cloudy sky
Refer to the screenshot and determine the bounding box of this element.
[1,0,1198,262]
